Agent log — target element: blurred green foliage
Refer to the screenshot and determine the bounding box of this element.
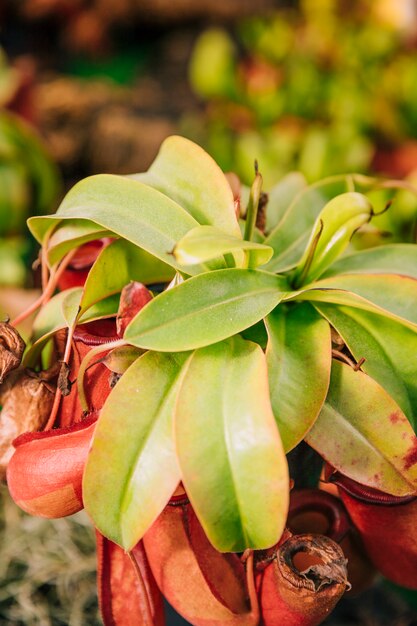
[186,0,417,189]
[0,51,60,287]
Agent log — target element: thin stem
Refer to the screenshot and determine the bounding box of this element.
[77,339,126,413]
[244,168,263,243]
[245,550,260,626]
[128,550,154,626]
[43,324,76,431]
[11,249,78,327]
[332,349,365,371]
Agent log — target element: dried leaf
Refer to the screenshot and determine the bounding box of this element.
[0,368,56,480]
[57,362,72,396]
[0,321,25,383]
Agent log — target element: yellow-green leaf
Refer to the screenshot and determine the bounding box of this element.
[265,302,331,452]
[83,351,190,550]
[175,337,289,552]
[306,361,417,496]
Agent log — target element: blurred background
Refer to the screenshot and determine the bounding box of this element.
[1,0,417,624]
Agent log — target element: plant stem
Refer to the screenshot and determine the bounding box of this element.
[77,339,126,413]
[128,550,154,626]
[44,323,76,430]
[11,249,77,327]
[245,550,260,626]
[244,168,263,243]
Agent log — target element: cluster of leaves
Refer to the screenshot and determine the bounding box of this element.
[186,0,417,186]
[26,136,417,556]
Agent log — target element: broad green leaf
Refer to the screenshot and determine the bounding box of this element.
[124,269,288,351]
[291,273,417,329]
[292,193,372,287]
[131,135,240,237]
[264,175,352,273]
[266,172,307,234]
[265,303,331,452]
[24,290,119,367]
[175,337,289,552]
[80,239,173,313]
[83,351,189,550]
[323,244,417,280]
[46,220,111,266]
[173,225,273,268]
[28,174,216,274]
[315,303,417,431]
[306,360,417,496]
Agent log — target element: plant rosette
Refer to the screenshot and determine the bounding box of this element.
[3,136,417,625]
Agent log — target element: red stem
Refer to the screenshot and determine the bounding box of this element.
[128,550,155,626]
[12,249,78,327]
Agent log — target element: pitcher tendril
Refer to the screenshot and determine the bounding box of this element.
[77,339,126,413]
[11,248,78,328]
[244,164,263,244]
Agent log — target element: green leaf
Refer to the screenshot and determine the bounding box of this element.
[322,244,417,280]
[130,135,240,237]
[265,303,331,452]
[292,273,417,329]
[314,303,417,431]
[24,290,119,367]
[175,337,289,552]
[83,351,189,550]
[124,269,288,352]
[28,174,215,274]
[264,175,352,273]
[46,220,111,266]
[306,360,417,496]
[266,172,307,234]
[80,239,173,313]
[291,193,373,287]
[173,225,273,268]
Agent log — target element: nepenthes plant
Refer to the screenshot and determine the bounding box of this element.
[2,136,417,625]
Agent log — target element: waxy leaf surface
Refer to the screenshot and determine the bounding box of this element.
[315,303,417,432]
[265,302,331,452]
[124,269,288,351]
[83,351,189,550]
[46,220,111,266]
[175,337,289,552]
[323,244,417,280]
[173,225,273,268]
[306,360,417,496]
[265,172,307,234]
[80,239,173,313]
[131,135,240,236]
[264,176,352,273]
[291,273,417,329]
[292,193,372,287]
[28,174,212,274]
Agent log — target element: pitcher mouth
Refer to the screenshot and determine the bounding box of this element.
[329,472,417,506]
[277,534,349,593]
[73,319,120,345]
